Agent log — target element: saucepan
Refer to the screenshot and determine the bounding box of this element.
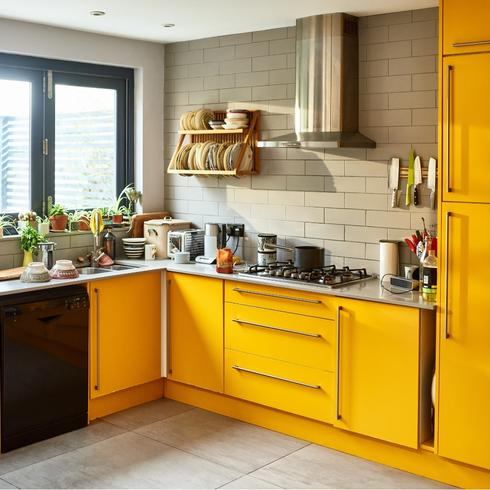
[263,243,324,270]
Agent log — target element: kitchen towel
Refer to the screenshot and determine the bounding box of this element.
[379,240,399,282]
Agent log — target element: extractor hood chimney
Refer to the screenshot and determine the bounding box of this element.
[258,13,375,149]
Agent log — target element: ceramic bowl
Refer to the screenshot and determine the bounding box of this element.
[21,262,51,283]
[50,260,79,279]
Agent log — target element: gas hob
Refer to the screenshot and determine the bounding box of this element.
[238,262,373,289]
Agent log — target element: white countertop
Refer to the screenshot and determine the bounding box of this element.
[0,259,435,310]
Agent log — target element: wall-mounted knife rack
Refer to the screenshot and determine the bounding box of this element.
[398,167,434,178]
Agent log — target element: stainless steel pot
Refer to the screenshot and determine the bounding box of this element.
[257,233,277,252]
[257,250,277,266]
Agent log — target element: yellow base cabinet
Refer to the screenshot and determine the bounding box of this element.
[442,0,490,55]
[89,272,162,399]
[167,272,224,393]
[437,202,490,470]
[442,54,490,203]
[335,300,435,449]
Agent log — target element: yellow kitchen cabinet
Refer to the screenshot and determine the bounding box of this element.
[442,54,490,203]
[89,272,162,399]
[334,300,434,449]
[167,272,224,392]
[438,202,490,470]
[442,0,490,55]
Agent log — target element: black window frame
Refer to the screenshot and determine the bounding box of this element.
[0,52,134,217]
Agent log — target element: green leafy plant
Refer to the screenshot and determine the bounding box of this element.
[0,215,16,229]
[49,203,67,217]
[110,184,142,217]
[18,211,38,222]
[19,225,45,252]
[36,215,50,225]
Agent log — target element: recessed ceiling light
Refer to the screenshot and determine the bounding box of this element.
[90,10,106,16]
[162,23,175,28]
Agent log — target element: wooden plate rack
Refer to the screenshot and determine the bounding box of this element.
[167,110,260,177]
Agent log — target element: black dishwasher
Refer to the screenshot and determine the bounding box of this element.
[0,286,88,452]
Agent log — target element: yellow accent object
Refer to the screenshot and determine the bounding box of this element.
[442,54,490,203]
[334,301,434,449]
[89,272,161,399]
[225,280,335,319]
[167,272,224,392]
[437,202,490,470]
[165,380,490,489]
[89,379,164,421]
[442,0,490,55]
[225,349,333,423]
[225,302,335,371]
[89,209,104,235]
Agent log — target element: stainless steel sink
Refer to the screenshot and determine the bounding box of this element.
[78,267,112,275]
[105,265,140,271]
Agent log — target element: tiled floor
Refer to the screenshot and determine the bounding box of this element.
[0,400,452,489]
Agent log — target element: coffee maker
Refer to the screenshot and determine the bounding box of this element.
[195,223,227,264]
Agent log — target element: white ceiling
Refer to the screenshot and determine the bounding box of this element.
[0,0,438,44]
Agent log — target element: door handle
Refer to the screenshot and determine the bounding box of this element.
[446,64,453,194]
[453,39,490,47]
[232,318,322,338]
[38,314,62,324]
[336,306,342,420]
[166,279,172,375]
[444,213,451,339]
[232,288,322,304]
[94,288,101,391]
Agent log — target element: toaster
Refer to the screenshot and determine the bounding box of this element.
[167,229,205,261]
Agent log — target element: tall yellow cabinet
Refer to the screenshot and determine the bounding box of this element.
[438,0,490,471]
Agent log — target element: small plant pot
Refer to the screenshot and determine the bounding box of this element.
[38,222,50,236]
[49,214,68,231]
[78,218,91,231]
[112,214,123,224]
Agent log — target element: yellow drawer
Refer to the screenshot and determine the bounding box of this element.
[225,281,335,319]
[225,349,334,423]
[225,303,335,372]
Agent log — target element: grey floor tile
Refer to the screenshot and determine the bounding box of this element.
[103,398,193,430]
[135,408,308,473]
[0,478,16,489]
[1,431,241,489]
[0,420,125,476]
[219,475,282,489]
[250,444,452,489]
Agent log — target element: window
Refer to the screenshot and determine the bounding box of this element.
[0,54,134,216]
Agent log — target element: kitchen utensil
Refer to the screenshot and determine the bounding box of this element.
[144,218,191,259]
[257,233,277,252]
[0,267,25,282]
[428,157,437,209]
[266,244,324,270]
[20,262,51,283]
[38,242,56,270]
[257,250,277,266]
[406,148,415,206]
[413,156,422,206]
[404,265,418,280]
[388,157,400,208]
[404,238,417,254]
[379,240,399,281]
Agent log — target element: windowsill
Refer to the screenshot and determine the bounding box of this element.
[1,226,130,241]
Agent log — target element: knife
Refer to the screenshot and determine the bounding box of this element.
[413,156,422,206]
[428,157,437,209]
[388,157,400,208]
[406,148,415,207]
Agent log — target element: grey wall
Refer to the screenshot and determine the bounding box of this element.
[163,8,438,273]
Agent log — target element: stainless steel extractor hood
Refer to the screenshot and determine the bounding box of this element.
[258,13,375,149]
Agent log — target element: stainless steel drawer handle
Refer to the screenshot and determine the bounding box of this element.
[232,288,322,304]
[453,40,490,47]
[232,365,321,390]
[232,318,322,338]
[94,288,100,391]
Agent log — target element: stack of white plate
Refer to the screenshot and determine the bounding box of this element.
[122,238,146,259]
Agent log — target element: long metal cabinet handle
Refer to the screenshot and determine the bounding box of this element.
[167,279,172,374]
[446,65,453,194]
[453,40,490,47]
[94,288,100,391]
[232,365,321,390]
[335,306,342,420]
[232,318,322,338]
[444,213,451,339]
[232,287,321,304]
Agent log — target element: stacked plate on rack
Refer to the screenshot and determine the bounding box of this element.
[122,238,146,259]
[223,109,249,130]
[170,141,253,172]
[180,109,215,130]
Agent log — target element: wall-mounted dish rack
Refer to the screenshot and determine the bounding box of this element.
[167,110,260,177]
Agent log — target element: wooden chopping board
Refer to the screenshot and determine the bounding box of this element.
[0,267,25,281]
[130,212,171,238]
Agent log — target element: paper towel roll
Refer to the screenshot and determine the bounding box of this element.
[379,240,399,281]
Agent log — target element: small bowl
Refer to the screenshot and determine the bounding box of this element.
[21,262,51,283]
[50,260,79,279]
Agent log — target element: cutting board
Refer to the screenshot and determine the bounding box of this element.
[130,212,171,238]
[0,267,25,281]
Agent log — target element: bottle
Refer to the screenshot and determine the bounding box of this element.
[422,244,437,302]
[103,227,116,260]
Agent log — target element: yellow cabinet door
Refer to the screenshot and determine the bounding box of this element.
[442,0,490,55]
[167,272,224,392]
[334,300,422,448]
[89,272,162,399]
[442,54,490,203]
[438,203,490,470]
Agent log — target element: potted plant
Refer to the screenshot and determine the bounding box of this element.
[49,203,68,231]
[36,215,50,236]
[19,225,45,266]
[18,211,38,231]
[68,210,91,231]
[0,215,16,239]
